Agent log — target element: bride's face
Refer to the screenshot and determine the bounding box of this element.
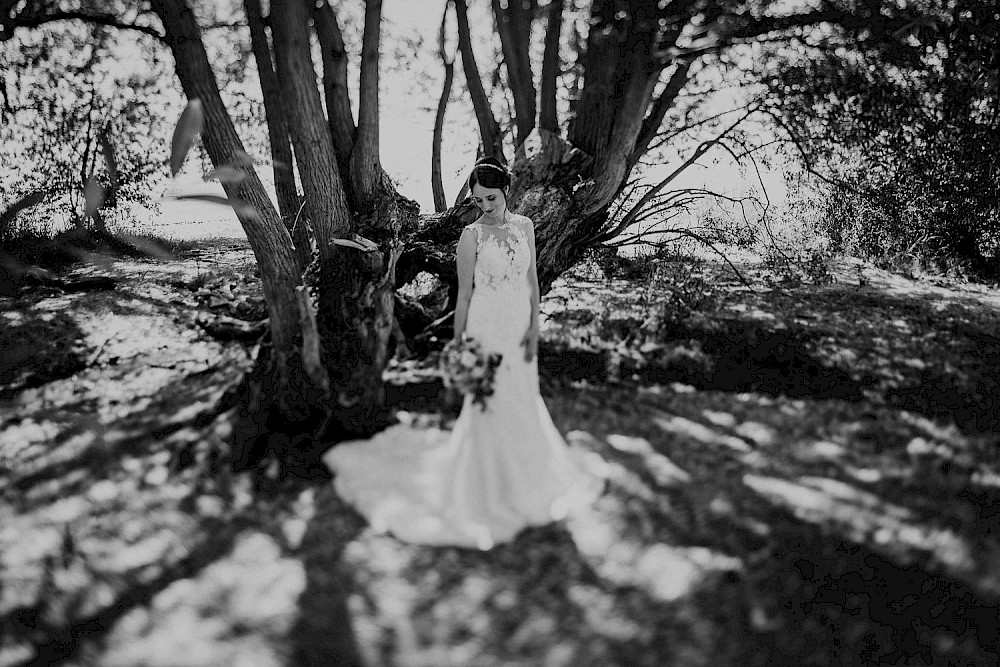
[471,184,507,223]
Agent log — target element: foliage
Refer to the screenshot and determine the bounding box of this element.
[0,21,173,235]
[553,248,721,349]
[760,1,1000,272]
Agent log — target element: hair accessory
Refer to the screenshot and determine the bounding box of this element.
[476,163,509,175]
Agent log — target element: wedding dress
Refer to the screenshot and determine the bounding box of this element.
[322,216,606,550]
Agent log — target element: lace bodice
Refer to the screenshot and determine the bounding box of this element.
[467,217,530,293]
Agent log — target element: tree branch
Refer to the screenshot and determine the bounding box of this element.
[455,0,503,159]
[589,108,758,244]
[654,6,928,62]
[628,60,692,170]
[244,0,299,224]
[2,10,165,42]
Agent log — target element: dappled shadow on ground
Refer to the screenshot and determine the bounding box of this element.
[303,377,1000,665]
[4,248,1000,666]
[542,274,1000,437]
[0,302,89,400]
[539,317,865,402]
[289,491,367,666]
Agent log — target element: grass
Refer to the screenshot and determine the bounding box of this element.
[1,242,999,666]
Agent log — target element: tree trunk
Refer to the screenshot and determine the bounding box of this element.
[270,0,415,441]
[492,0,536,144]
[151,0,306,401]
[538,0,563,134]
[313,0,356,189]
[454,0,504,159]
[244,0,299,228]
[270,0,349,267]
[350,0,389,210]
[432,2,455,213]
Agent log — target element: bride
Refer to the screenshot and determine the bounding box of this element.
[323,156,605,550]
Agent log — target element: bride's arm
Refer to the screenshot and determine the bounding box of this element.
[453,227,477,340]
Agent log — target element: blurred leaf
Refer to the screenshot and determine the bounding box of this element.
[332,235,379,251]
[170,99,204,177]
[332,237,367,251]
[84,177,105,217]
[204,166,247,184]
[231,150,255,166]
[173,194,262,223]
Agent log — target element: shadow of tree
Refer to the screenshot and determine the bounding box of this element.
[0,306,88,400]
[539,318,865,402]
[2,518,246,666]
[289,487,368,667]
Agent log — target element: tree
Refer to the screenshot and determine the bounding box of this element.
[149,0,418,460]
[0,19,168,238]
[3,0,418,466]
[397,0,933,302]
[1,0,932,469]
[756,0,1000,269]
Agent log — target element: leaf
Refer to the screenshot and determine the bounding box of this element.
[231,149,255,166]
[332,235,379,251]
[169,99,204,177]
[174,194,234,207]
[84,176,105,217]
[331,237,367,250]
[204,166,247,184]
[173,194,262,222]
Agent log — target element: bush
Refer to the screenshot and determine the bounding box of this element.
[644,258,721,337]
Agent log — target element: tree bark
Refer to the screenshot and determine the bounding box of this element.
[454,0,504,159]
[628,60,691,170]
[313,0,356,187]
[243,0,299,227]
[539,0,563,134]
[270,0,350,267]
[350,0,386,208]
[492,0,536,144]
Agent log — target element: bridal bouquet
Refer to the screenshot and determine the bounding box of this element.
[439,335,502,410]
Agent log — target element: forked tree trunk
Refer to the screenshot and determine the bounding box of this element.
[268,0,414,441]
[153,0,385,463]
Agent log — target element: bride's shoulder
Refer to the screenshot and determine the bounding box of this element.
[512,214,534,229]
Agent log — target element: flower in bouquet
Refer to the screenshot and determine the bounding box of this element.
[439,334,503,410]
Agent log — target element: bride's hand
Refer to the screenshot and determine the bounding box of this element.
[521,325,539,361]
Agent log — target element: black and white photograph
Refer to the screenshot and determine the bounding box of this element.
[1,0,999,664]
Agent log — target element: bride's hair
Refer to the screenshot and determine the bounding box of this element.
[468,156,511,193]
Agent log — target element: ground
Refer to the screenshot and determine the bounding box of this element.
[1,235,999,666]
